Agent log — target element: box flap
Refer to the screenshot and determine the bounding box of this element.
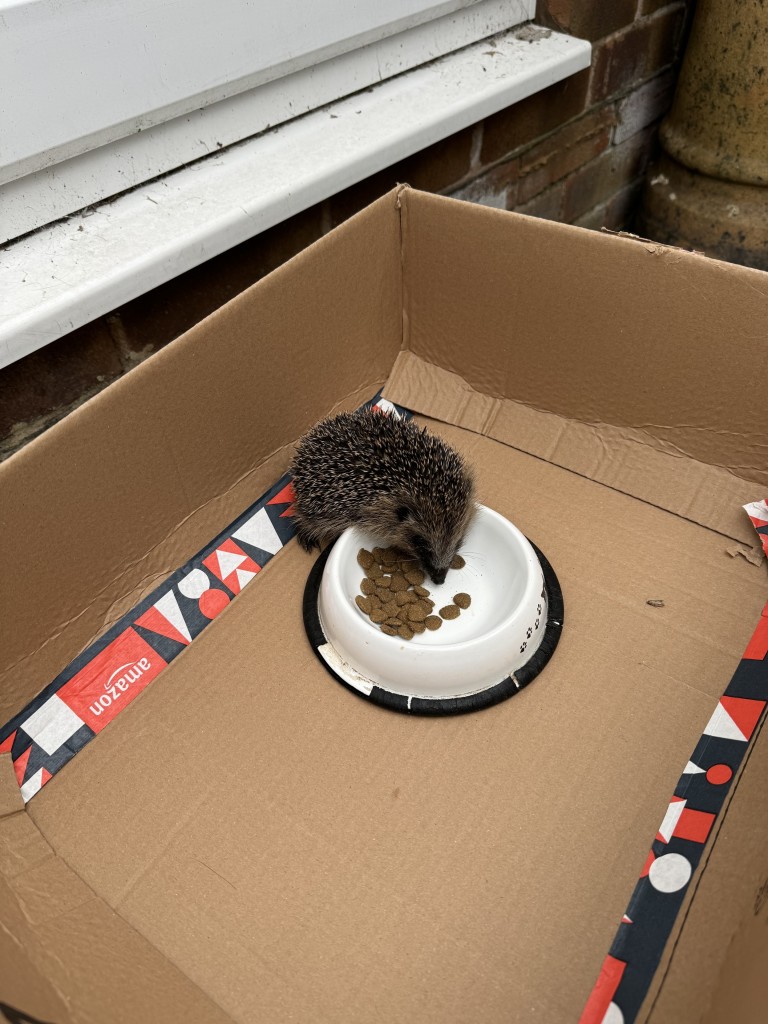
[2,186,767,1023]
[398,188,768,487]
[0,191,404,729]
[0,755,23,821]
[384,350,762,549]
[0,750,235,1024]
[26,421,767,1023]
[0,915,75,1024]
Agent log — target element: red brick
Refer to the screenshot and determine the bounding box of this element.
[513,180,566,222]
[562,126,657,222]
[589,6,686,103]
[538,0,638,42]
[572,199,611,231]
[519,107,617,174]
[613,70,676,144]
[638,0,684,14]
[450,159,519,210]
[481,69,590,165]
[517,107,616,204]
[572,180,643,233]
[0,319,122,442]
[327,126,475,227]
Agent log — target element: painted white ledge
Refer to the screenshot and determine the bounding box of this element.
[2,0,535,237]
[0,26,590,369]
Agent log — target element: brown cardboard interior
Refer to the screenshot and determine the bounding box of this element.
[0,197,401,728]
[1,188,767,1024]
[399,191,768,488]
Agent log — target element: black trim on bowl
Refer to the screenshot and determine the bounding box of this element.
[303,538,564,716]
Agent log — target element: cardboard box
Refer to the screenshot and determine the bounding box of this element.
[1,186,767,1024]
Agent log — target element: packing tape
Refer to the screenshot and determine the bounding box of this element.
[580,498,768,1024]
[0,393,407,802]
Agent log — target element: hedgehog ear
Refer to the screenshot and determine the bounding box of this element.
[395,505,411,523]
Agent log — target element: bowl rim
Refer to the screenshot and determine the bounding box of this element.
[325,505,543,653]
[303,534,564,716]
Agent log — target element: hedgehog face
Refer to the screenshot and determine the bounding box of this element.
[388,493,476,586]
[410,530,452,586]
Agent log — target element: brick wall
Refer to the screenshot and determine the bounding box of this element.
[0,1,693,461]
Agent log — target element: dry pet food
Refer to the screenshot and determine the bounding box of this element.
[404,568,426,586]
[355,547,470,640]
[357,549,374,570]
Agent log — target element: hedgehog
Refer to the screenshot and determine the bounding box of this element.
[290,408,477,585]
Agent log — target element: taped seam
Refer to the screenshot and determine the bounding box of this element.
[0,439,296,684]
[642,708,768,1023]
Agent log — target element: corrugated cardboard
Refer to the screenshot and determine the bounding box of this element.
[1,187,767,1023]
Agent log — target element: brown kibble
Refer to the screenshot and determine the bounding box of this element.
[450,554,466,570]
[404,568,425,586]
[357,549,374,570]
[407,603,429,623]
[356,545,457,641]
[389,573,408,592]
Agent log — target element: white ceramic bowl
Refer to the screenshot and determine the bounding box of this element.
[316,505,548,701]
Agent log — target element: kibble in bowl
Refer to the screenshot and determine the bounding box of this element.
[314,505,555,702]
[354,546,470,641]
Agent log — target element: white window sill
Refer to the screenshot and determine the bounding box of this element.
[0,25,590,369]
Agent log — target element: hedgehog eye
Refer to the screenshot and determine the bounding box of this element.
[395,506,410,523]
